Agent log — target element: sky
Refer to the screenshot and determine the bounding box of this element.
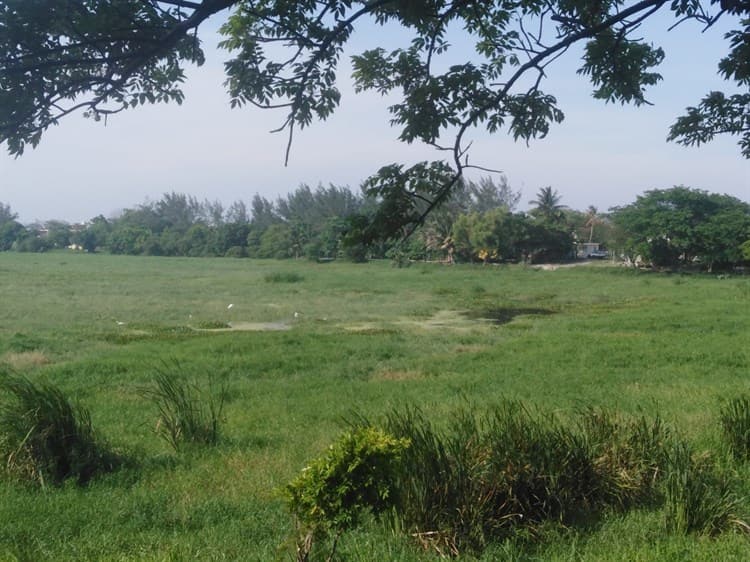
[0,6,748,224]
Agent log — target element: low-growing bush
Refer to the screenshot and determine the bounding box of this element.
[141,370,227,451]
[0,374,118,486]
[284,427,409,562]
[264,271,305,283]
[719,395,750,461]
[224,245,247,258]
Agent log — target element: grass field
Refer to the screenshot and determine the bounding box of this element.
[0,252,748,561]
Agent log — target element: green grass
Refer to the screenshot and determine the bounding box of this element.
[0,252,748,560]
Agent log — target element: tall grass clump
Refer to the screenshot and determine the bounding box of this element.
[142,370,227,451]
[663,442,746,536]
[351,402,675,556]
[579,408,669,509]
[719,395,750,461]
[0,374,118,486]
[354,403,594,555]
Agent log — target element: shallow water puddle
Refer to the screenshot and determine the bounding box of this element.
[464,307,555,325]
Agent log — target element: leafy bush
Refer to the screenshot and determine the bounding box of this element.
[719,395,750,461]
[142,370,227,451]
[0,374,118,486]
[663,442,745,536]
[224,245,247,258]
[264,271,305,283]
[284,427,409,562]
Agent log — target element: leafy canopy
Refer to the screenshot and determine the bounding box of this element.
[1,1,747,240]
[611,186,750,269]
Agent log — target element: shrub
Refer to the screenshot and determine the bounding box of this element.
[224,245,247,258]
[663,442,745,536]
[719,395,750,461]
[284,427,409,562]
[142,370,227,452]
[0,374,118,486]
[264,271,305,283]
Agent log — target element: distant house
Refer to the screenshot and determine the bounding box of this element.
[577,242,608,259]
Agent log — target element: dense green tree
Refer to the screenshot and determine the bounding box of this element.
[181,223,217,256]
[2,1,746,245]
[496,213,537,262]
[250,195,279,232]
[0,202,17,225]
[73,215,111,252]
[526,222,575,263]
[201,199,225,227]
[611,186,750,270]
[276,184,362,232]
[257,223,293,259]
[450,208,573,264]
[696,205,750,267]
[305,217,349,260]
[466,176,522,214]
[45,220,71,249]
[155,192,203,233]
[109,225,152,255]
[216,222,250,255]
[13,232,51,253]
[741,240,750,261]
[0,220,26,251]
[450,213,474,263]
[469,210,505,263]
[117,205,164,235]
[157,227,182,256]
[0,202,23,251]
[225,200,250,224]
[275,185,316,224]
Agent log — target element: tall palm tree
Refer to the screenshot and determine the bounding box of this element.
[530,186,564,223]
[584,205,603,242]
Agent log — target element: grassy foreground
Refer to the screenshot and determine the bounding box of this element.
[0,252,748,560]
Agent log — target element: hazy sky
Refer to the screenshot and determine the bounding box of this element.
[1,8,748,224]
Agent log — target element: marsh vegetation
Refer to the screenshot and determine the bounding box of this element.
[0,253,748,560]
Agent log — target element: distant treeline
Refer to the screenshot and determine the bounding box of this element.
[1,181,748,270]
